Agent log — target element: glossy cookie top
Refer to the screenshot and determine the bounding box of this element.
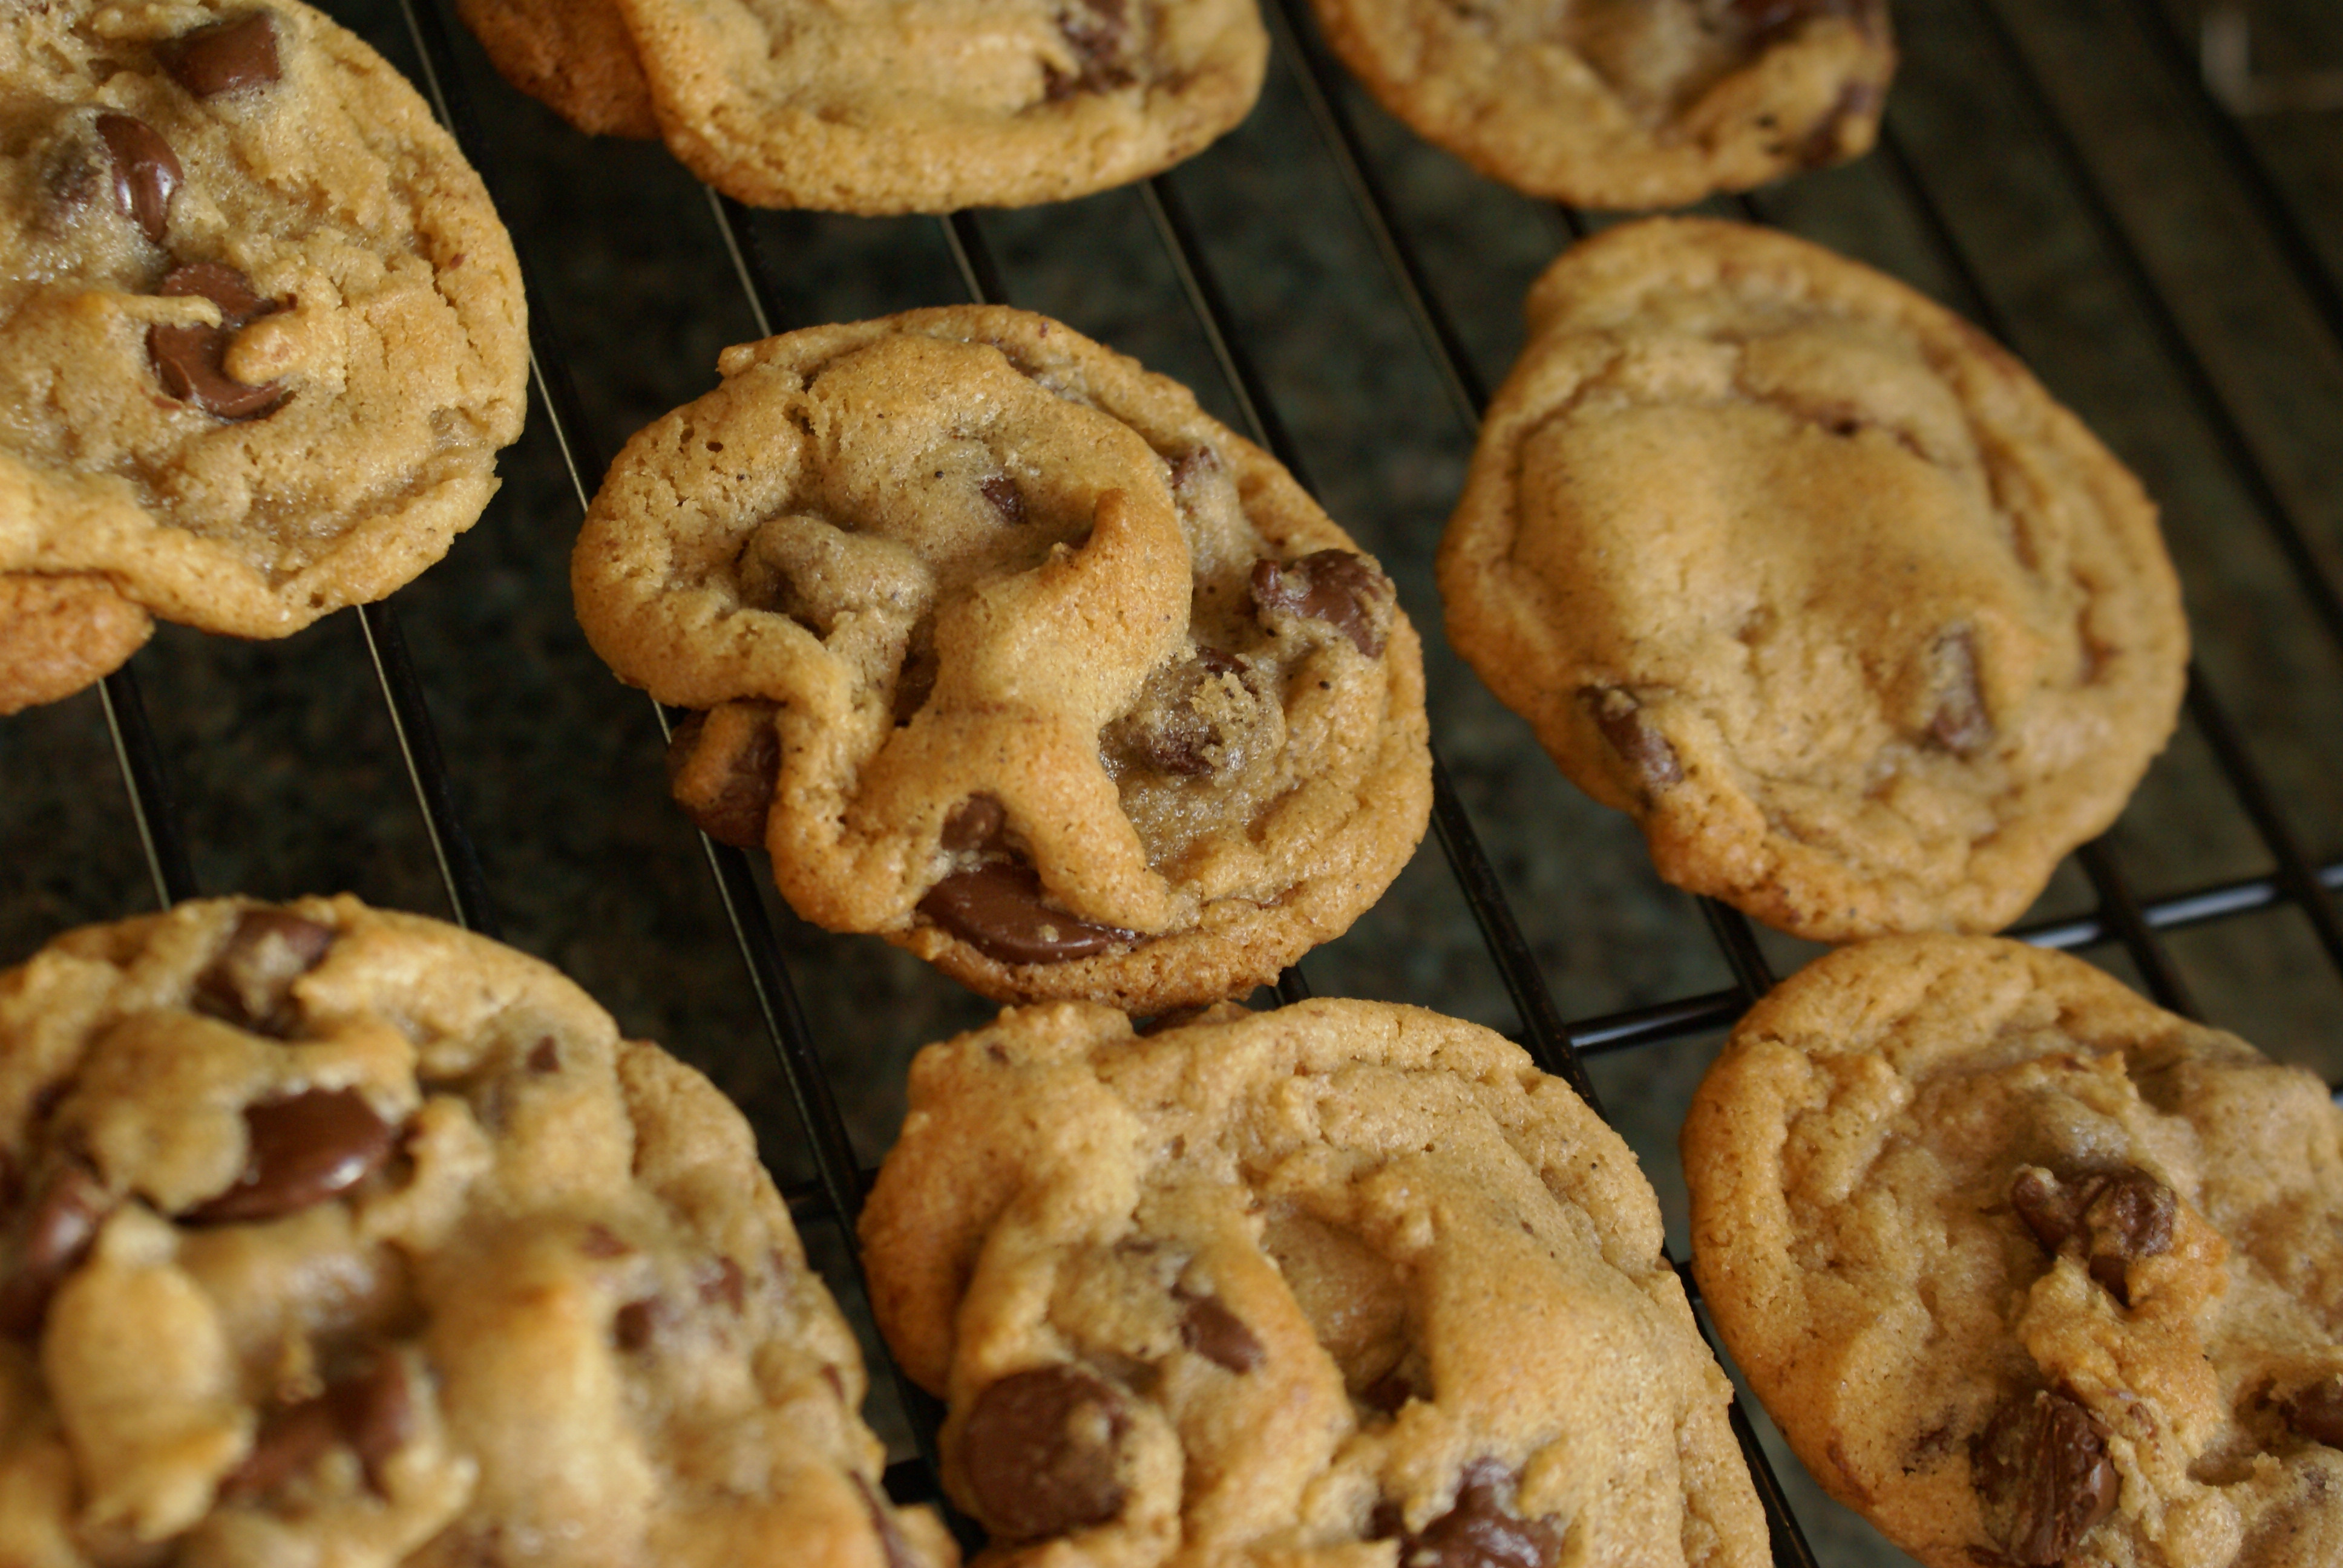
[862,997,1771,1567]
[572,307,1430,1013]
[1308,0,1894,209]
[458,0,1267,212]
[1685,935,2343,1568]
[0,0,526,644]
[1438,218,2187,942]
[0,896,953,1568]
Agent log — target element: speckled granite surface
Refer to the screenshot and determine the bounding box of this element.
[4,0,2343,1560]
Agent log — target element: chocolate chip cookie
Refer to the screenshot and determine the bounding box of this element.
[572,307,1432,1013]
[0,0,528,713]
[1683,935,2343,1568]
[862,996,1771,1566]
[0,895,954,1568]
[1309,0,1895,210]
[1437,218,2188,942]
[455,0,1266,214]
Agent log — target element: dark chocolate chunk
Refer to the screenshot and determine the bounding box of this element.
[1050,0,1134,97]
[2008,1166,2080,1254]
[96,114,180,244]
[614,1297,659,1351]
[664,706,779,851]
[2285,1377,2343,1449]
[960,1366,1131,1541]
[528,1037,560,1074]
[221,1355,415,1500]
[941,794,1008,854]
[1371,1459,1563,1568]
[893,645,940,726]
[2007,1166,2174,1307]
[1926,627,1993,757]
[161,11,281,98]
[1973,1390,2120,1566]
[0,1161,111,1337]
[917,863,1138,965]
[1581,687,1683,794]
[1168,446,1219,492]
[186,1088,396,1224]
[192,908,334,1035]
[149,261,287,420]
[1178,1290,1265,1373]
[980,475,1027,524]
[1249,550,1388,658]
[219,1390,338,1500]
[1112,648,1247,778]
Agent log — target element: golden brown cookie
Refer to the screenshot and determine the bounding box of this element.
[1438,218,2188,942]
[572,307,1432,1013]
[0,575,154,716]
[453,0,1268,213]
[0,0,528,710]
[1684,935,2343,1568]
[862,997,1771,1567]
[0,895,955,1568]
[1309,0,1895,210]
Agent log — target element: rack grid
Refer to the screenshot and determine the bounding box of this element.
[10,0,2343,1563]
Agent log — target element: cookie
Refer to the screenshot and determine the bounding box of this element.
[860,996,1771,1566]
[1437,218,2188,942]
[1683,935,2343,1568]
[572,306,1432,1013]
[0,895,955,1568]
[1308,0,1894,210]
[454,0,1267,214]
[0,0,528,710]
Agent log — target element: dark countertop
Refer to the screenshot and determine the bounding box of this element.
[5,0,2342,1560]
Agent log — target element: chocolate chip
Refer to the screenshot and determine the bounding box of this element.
[1249,551,1388,658]
[917,863,1138,965]
[528,1038,560,1074]
[148,261,287,420]
[2284,1377,2343,1449]
[614,1297,659,1351]
[185,1088,396,1224]
[893,644,940,726]
[94,114,180,244]
[1927,627,1993,757]
[960,1366,1130,1541]
[941,794,1008,854]
[1372,1459,1562,1568]
[1169,446,1219,492]
[160,11,281,98]
[980,475,1027,524]
[854,1472,922,1568]
[1110,648,1248,778]
[192,908,334,1035]
[1049,0,1134,97]
[2007,1166,2174,1307]
[698,1255,746,1312]
[664,706,778,851]
[1582,687,1683,794]
[1973,1391,2120,1566]
[1178,1290,1265,1373]
[0,1162,111,1338]
[221,1355,415,1500]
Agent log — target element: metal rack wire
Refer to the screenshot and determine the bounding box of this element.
[16,0,2343,1561]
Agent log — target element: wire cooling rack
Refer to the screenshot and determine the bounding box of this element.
[7,0,2343,1562]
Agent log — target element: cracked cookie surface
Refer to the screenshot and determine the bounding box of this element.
[862,996,1770,1567]
[1684,935,2343,1568]
[1309,0,1894,210]
[1437,218,2187,942]
[0,895,954,1568]
[456,0,1265,212]
[0,0,528,713]
[572,306,1431,1012]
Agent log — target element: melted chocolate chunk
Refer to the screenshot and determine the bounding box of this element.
[917,863,1138,965]
[0,1161,111,1337]
[186,1088,396,1224]
[1049,0,1134,97]
[1178,1290,1265,1373]
[2007,1166,2174,1307]
[192,908,334,1035]
[664,707,779,851]
[960,1366,1131,1541]
[1973,1391,2120,1566]
[1582,687,1683,794]
[1926,627,1993,757]
[614,1297,659,1351]
[220,1356,415,1500]
[980,475,1027,523]
[2285,1378,2343,1449]
[149,261,287,420]
[1372,1459,1563,1568]
[1112,647,1248,778]
[1249,550,1388,658]
[161,11,282,98]
[941,794,1008,854]
[95,114,180,244]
